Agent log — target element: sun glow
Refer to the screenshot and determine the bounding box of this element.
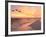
[11,6,41,18]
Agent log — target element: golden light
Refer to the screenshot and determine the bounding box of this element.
[11,6,41,18]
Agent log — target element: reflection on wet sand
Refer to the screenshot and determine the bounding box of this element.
[11,18,41,31]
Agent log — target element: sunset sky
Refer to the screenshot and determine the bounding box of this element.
[11,5,41,18]
[11,5,41,31]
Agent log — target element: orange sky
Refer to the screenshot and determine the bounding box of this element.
[11,6,41,18]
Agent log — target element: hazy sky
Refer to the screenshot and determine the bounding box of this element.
[11,5,41,18]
